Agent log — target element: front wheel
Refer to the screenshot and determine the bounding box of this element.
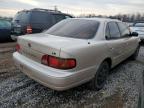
[89,61,110,91]
[130,45,140,60]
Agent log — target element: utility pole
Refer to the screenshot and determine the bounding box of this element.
[54,5,58,11]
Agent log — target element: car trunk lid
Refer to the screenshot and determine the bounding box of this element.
[18,34,61,63]
[17,33,88,63]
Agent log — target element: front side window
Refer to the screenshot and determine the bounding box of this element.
[53,14,65,23]
[0,20,11,29]
[46,19,100,39]
[117,22,130,37]
[108,22,121,39]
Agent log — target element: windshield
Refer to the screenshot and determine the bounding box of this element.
[0,20,11,28]
[46,19,100,39]
[134,23,144,27]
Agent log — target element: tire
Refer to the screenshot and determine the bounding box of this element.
[130,45,140,60]
[140,40,144,46]
[89,61,110,91]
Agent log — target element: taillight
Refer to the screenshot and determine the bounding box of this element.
[16,44,20,52]
[26,25,32,34]
[41,55,76,70]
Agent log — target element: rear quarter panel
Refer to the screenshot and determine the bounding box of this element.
[60,41,110,77]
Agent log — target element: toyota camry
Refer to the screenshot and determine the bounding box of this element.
[13,18,140,91]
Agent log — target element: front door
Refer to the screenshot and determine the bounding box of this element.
[105,22,126,66]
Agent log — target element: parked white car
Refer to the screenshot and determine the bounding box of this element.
[13,18,140,91]
[130,22,144,42]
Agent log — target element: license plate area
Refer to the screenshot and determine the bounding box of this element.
[20,46,42,63]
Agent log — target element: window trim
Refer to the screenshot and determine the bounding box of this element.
[105,21,131,40]
[105,22,121,40]
[116,22,131,38]
[105,23,111,40]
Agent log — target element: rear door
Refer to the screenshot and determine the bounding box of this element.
[105,22,126,66]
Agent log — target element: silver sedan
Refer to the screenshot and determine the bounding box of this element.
[130,22,144,42]
[13,18,140,91]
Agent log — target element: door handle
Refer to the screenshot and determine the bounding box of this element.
[110,47,114,50]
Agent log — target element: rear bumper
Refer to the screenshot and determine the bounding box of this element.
[13,52,94,91]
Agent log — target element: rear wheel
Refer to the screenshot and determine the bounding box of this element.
[89,61,110,91]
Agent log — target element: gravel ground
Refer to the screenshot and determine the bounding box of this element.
[0,43,144,108]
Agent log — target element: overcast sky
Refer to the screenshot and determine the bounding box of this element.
[0,0,144,17]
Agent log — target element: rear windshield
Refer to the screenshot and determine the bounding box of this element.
[13,11,30,23]
[46,19,100,39]
[134,23,144,27]
[0,20,11,28]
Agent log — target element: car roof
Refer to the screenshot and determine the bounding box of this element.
[0,19,10,22]
[134,21,144,23]
[72,18,121,23]
[18,8,73,17]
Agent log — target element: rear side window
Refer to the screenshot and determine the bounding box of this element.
[117,22,130,37]
[0,20,11,28]
[47,19,99,39]
[52,14,65,23]
[108,22,121,39]
[13,11,30,23]
[31,11,51,23]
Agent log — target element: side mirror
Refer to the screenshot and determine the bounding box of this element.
[131,32,138,37]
